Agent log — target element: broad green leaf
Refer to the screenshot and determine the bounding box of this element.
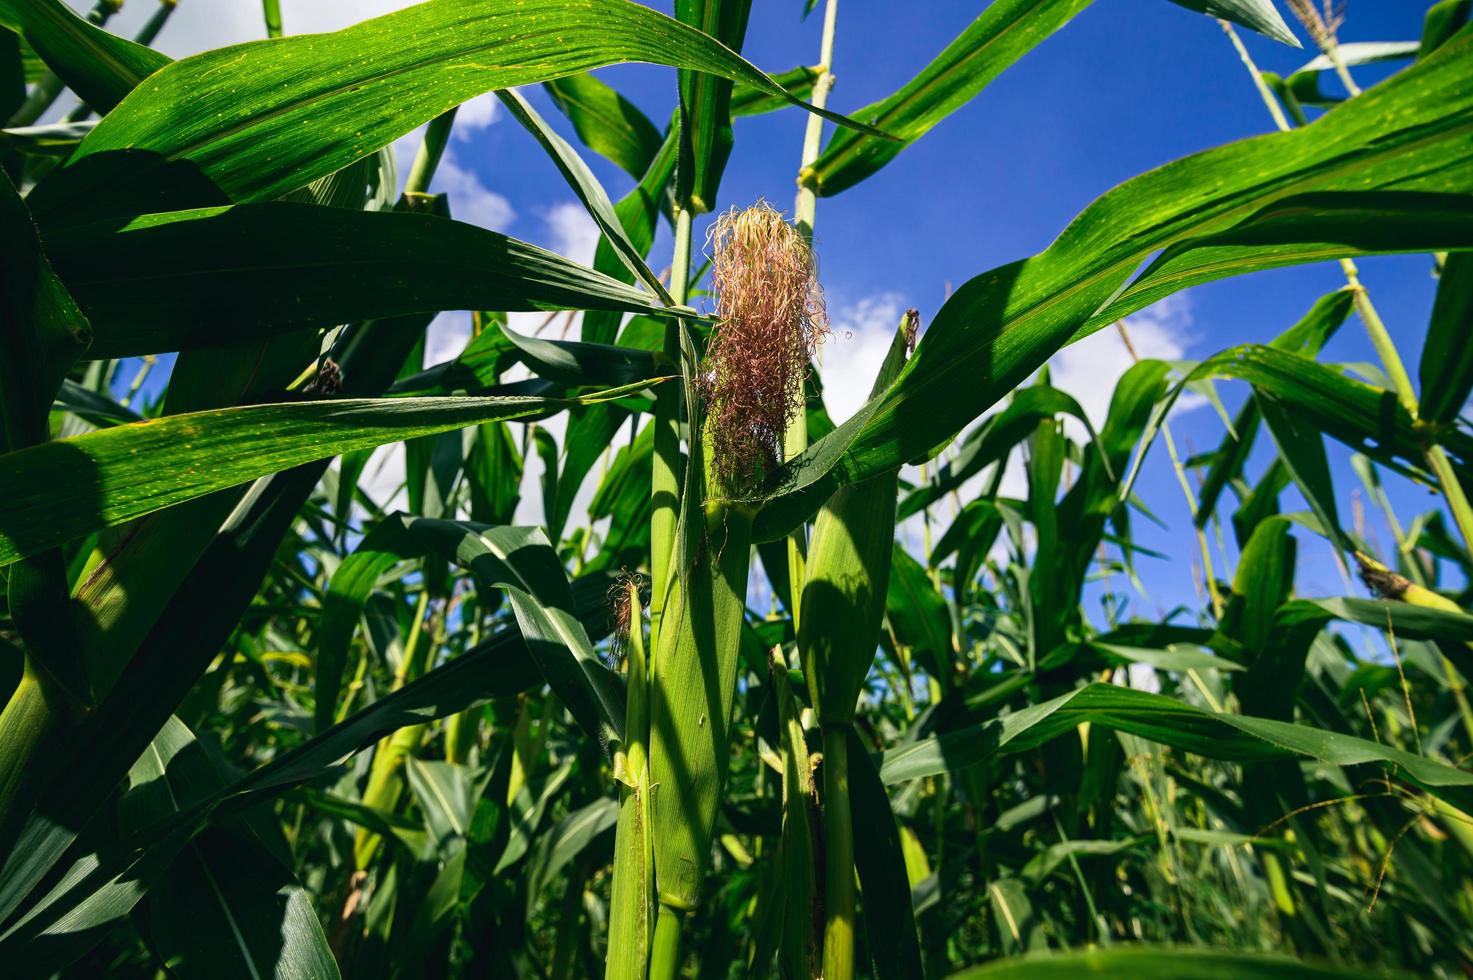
[731,64,820,116]
[0,170,92,704]
[886,544,953,684]
[674,0,752,212]
[848,727,923,980]
[0,0,168,117]
[879,683,1473,813]
[897,385,1096,520]
[1192,289,1354,528]
[1256,390,1350,554]
[1088,641,1245,674]
[497,88,671,301]
[0,383,660,569]
[1418,251,1473,424]
[581,129,680,344]
[32,0,886,221]
[805,0,1092,197]
[544,73,663,181]
[1090,192,1473,330]
[2,717,339,979]
[1125,345,1473,507]
[756,34,1473,534]
[1166,1,1298,46]
[46,202,669,360]
[950,945,1391,979]
[500,322,664,389]
[1423,0,1472,57]
[404,757,481,848]
[122,719,341,980]
[320,515,624,753]
[1295,40,1419,73]
[524,797,618,917]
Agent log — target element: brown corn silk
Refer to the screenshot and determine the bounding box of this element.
[701,202,827,489]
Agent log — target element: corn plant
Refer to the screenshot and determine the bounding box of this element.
[3,0,1473,977]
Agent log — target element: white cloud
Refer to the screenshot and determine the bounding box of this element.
[542,202,601,266]
[433,154,516,230]
[424,311,473,367]
[453,93,501,138]
[1048,294,1202,440]
[816,291,908,425]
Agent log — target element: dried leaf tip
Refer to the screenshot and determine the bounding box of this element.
[701,202,828,489]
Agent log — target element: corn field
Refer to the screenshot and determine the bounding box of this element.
[3,0,1473,976]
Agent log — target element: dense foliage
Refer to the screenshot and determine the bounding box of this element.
[2,0,1472,977]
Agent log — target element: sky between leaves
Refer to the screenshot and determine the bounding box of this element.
[73,0,1449,624]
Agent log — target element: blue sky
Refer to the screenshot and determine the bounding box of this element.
[77,0,1450,622]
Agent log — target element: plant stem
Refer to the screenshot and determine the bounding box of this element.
[354,590,431,868]
[404,108,459,198]
[650,207,693,654]
[1217,20,1290,132]
[1340,261,1417,416]
[648,903,685,980]
[822,726,855,980]
[785,0,839,628]
[793,0,839,240]
[262,0,283,38]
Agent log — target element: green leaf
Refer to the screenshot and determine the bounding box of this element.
[1418,251,1473,424]
[848,728,923,980]
[500,321,663,389]
[1087,641,1245,674]
[0,564,615,935]
[886,544,953,684]
[1295,40,1418,73]
[674,0,752,212]
[32,0,885,221]
[949,945,1396,978]
[1166,0,1299,46]
[46,202,669,360]
[1192,289,1355,528]
[524,797,618,917]
[759,32,1473,534]
[1422,0,1472,57]
[0,0,168,117]
[1090,192,1473,331]
[0,383,660,569]
[404,757,481,848]
[122,719,341,980]
[897,385,1096,521]
[879,683,1473,813]
[805,0,1092,197]
[730,64,820,117]
[1256,390,1350,554]
[497,88,671,301]
[321,516,624,753]
[1126,345,1473,508]
[0,170,92,704]
[3,717,339,979]
[544,73,664,181]
[581,128,680,345]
